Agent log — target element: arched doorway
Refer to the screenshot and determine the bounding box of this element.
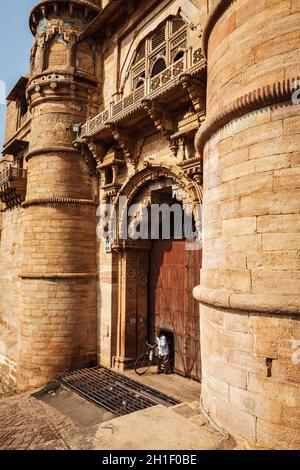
[113,170,202,381]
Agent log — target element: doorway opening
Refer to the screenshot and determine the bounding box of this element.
[114,179,202,383]
[147,185,202,381]
[149,240,201,381]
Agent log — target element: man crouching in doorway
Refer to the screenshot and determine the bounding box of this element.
[157,330,172,374]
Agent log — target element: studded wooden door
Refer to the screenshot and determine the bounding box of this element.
[149,240,202,381]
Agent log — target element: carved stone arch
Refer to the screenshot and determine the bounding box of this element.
[169,11,188,29]
[151,56,167,78]
[113,164,203,237]
[172,48,186,63]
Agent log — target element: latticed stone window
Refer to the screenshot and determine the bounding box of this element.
[131,16,187,92]
[151,58,166,78]
[151,27,165,51]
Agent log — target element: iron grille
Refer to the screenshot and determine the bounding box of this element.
[59,367,181,417]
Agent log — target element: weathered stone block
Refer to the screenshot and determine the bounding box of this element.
[213,396,257,442]
[222,217,257,237]
[229,384,282,423]
[257,419,300,450]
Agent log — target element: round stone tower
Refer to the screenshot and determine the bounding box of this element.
[195,0,300,449]
[17,0,101,389]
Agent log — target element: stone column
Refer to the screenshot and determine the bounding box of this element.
[17,0,101,390]
[195,0,300,449]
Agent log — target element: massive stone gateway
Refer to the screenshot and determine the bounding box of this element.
[0,0,299,450]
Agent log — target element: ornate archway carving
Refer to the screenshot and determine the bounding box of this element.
[114,162,202,206]
[109,162,203,250]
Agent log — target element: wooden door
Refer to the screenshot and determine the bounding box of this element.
[149,240,202,380]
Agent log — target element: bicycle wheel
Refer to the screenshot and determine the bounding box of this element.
[134,353,151,375]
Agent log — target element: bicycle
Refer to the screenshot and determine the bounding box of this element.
[134,342,158,375]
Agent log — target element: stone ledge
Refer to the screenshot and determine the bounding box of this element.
[26,146,78,161]
[194,285,300,315]
[196,79,298,155]
[22,197,97,208]
[19,272,98,280]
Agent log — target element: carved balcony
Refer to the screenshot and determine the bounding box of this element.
[79,46,206,141]
[0,166,27,209]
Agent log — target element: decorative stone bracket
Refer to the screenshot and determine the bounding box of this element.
[168,137,179,157]
[74,139,104,177]
[142,99,174,137]
[142,98,178,157]
[86,138,107,172]
[105,122,137,171]
[179,155,203,181]
[180,74,206,123]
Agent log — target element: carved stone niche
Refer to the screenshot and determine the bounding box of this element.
[170,111,199,161]
[98,148,124,196]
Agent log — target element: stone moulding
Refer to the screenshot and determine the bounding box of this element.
[115,163,203,209]
[20,272,98,280]
[27,72,97,93]
[193,286,300,315]
[195,77,299,154]
[202,0,235,59]
[22,197,97,208]
[26,146,79,161]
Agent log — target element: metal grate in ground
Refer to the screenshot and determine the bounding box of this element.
[58,366,181,417]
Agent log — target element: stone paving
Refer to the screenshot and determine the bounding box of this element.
[0,377,239,450]
[0,393,77,450]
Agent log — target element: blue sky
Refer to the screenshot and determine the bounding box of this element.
[0,1,37,150]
